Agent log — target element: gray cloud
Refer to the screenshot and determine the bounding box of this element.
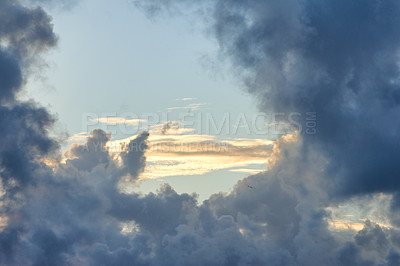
[20,0,79,11]
[66,129,111,172]
[119,131,149,178]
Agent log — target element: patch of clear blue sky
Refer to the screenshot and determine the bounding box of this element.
[26,0,269,201]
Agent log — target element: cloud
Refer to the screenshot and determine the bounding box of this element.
[0,0,57,103]
[176,97,196,101]
[216,0,400,197]
[20,0,79,11]
[66,131,89,143]
[160,121,179,135]
[66,129,111,172]
[329,220,365,232]
[95,117,147,126]
[167,102,206,111]
[229,168,263,174]
[70,121,273,180]
[104,124,273,179]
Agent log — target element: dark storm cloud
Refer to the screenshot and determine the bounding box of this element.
[0,0,58,187]
[249,0,400,196]
[0,103,58,186]
[20,0,78,11]
[0,50,22,102]
[0,0,57,58]
[0,0,57,103]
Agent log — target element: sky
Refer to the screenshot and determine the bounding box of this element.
[25,0,279,200]
[2,0,400,265]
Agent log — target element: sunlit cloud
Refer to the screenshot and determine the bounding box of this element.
[167,102,206,111]
[328,219,391,232]
[0,217,8,232]
[67,120,274,180]
[94,117,147,126]
[328,220,365,231]
[67,132,90,143]
[229,168,264,174]
[107,124,273,179]
[176,97,197,101]
[326,193,394,233]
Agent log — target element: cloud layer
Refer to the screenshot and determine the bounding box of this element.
[104,125,273,179]
[1,0,400,265]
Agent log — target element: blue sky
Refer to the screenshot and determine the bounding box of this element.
[28,0,257,137]
[25,0,275,200]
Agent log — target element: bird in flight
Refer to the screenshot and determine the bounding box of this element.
[247,184,254,189]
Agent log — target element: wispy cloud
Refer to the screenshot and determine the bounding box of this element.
[67,132,90,143]
[328,220,365,232]
[105,123,273,179]
[167,102,206,111]
[68,121,273,179]
[176,97,197,101]
[94,117,147,126]
[229,168,264,174]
